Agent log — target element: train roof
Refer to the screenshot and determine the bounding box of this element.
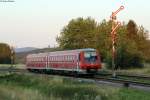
[73,48,96,51]
[61,48,96,52]
[48,48,96,53]
[27,48,96,57]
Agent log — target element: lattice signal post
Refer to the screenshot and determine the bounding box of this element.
[110,6,124,77]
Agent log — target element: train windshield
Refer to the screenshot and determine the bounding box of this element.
[84,52,97,63]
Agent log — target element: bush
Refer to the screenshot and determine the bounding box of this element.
[105,48,144,69]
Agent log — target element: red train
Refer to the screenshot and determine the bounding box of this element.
[26,48,102,74]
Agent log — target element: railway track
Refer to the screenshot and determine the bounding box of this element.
[94,76,150,87]
[1,67,150,91]
[97,72,150,80]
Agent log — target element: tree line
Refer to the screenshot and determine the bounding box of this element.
[57,17,150,69]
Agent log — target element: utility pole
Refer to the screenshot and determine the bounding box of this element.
[110,6,124,77]
[10,46,15,69]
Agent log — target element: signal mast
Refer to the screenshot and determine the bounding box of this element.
[110,5,124,77]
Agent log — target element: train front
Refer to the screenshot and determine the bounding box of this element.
[80,50,101,73]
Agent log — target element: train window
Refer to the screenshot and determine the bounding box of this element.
[72,56,74,62]
[66,56,68,61]
[66,56,67,61]
[69,56,71,61]
[59,56,60,61]
[64,56,65,61]
[62,56,63,61]
[84,52,97,63]
[55,56,58,61]
[63,56,65,61]
[71,56,73,61]
[55,56,56,61]
[72,56,75,61]
[57,56,59,61]
[67,56,69,61]
[50,56,52,61]
[54,56,56,61]
[52,56,53,61]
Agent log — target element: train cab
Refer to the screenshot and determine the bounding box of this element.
[79,49,101,73]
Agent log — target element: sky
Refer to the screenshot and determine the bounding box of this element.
[0,0,150,48]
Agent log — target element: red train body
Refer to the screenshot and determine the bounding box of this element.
[26,48,102,74]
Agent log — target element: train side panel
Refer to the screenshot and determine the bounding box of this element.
[26,48,102,74]
[47,52,79,72]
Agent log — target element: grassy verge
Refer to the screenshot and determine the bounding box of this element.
[0,74,150,100]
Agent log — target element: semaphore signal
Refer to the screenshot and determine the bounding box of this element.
[110,5,124,77]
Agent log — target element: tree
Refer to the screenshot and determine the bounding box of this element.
[57,17,97,49]
[95,20,112,61]
[127,20,138,39]
[126,20,150,63]
[0,43,11,64]
[137,26,150,62]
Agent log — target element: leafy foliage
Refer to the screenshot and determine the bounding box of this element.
[0,43,11,64]
[57,17,97,49]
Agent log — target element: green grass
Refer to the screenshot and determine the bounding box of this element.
[116,66,150,76]
[119,88,150,100]
[0,64,25,69]
[101,63,150,76]
[0,74,150,100]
